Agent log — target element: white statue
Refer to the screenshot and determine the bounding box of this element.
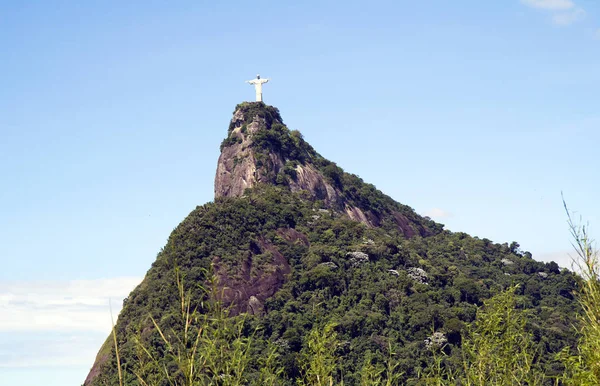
[246,74,269,102]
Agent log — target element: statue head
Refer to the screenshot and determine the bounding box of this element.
[257,74,261,79]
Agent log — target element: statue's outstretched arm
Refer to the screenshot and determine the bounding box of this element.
[264,79,270,83]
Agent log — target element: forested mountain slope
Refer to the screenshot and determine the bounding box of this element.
[85,103,578,385]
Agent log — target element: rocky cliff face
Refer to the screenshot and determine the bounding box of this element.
[213,228,308,316]
[215,102,440,238]
[215,103,341,207]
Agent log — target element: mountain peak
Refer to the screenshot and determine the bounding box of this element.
[215,102,338,205]
[215,102,442,238]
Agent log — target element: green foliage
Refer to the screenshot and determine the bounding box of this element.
[558,205,600,385]
[229,102,283,133]
[298,322,340,386]
[421,286,545,386]
[321,164,343,188]
[131,269,277,386]
[220,134,243,151]
[358,344,402,386]
[359,351,384,386]
[459,286,545,385]
[283,161,298,181]
[111,302,124,386]
[257,342,285,386]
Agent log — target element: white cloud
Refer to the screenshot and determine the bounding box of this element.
[552,8,586,26]
[0,277,140,371]
[520,0,586,26]
[0,331,104,368]
[423,208,453,219]
[521,0,575,10]
[0,277,141,333]
[535,250,573,268]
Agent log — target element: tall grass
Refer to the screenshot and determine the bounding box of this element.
[111,274,547,386]
[296,322,402,386]
[460,285,544,386]
[110,299,124,386]
[358,343,402,386]
[420,286,544,386]
[559,202,600,385]
[298,322,339,386]
[130,268,263,386]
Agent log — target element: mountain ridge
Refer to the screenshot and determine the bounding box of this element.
[215,102,441,238]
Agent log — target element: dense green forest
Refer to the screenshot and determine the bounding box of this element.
[85,103,589,385]
[88,184,580,385]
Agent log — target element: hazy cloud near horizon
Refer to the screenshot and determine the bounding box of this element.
[536,250,578,270]
[0,331,105,368]
[0,277,140,332]
[423,208,453,219]
[0,277,139,370]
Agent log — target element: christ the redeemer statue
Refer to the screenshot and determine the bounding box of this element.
[246,74,269,102]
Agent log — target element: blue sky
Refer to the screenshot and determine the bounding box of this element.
[1,1,599,384]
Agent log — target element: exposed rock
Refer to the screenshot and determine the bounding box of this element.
[215,104,341,208]
[277,228,310,247]
[319,262,338,269]
[501,258,514,266]
[388,269,400,276]
[345,206,379,227]
[538,272,549,279]
[407,267,428,284]
[273,338,290,351]
[215,135,259,198]
[213,237,291,315]
[346,251,369,267]
[248,296,264,315]
[391,211,417,238]
[289,163,341,207]
[83,348,109,386]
